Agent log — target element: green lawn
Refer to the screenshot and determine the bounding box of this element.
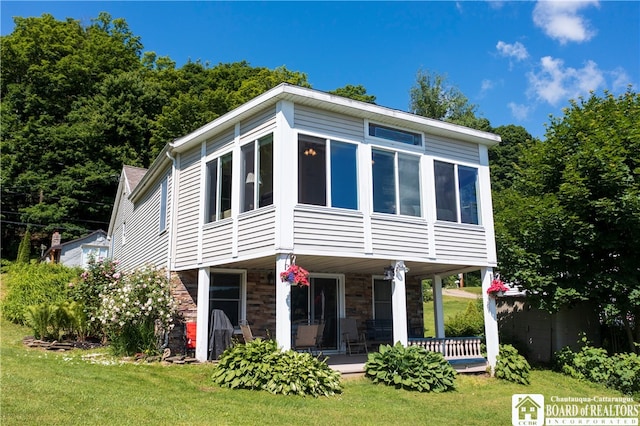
[423,294,480,337]
[1,318,630,425]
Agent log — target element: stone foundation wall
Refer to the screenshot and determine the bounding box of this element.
[166,269,424,354]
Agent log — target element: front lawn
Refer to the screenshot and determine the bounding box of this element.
[1,318,630,425]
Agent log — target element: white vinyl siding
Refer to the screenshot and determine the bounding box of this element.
[201,221,234,263]
[434,223,488,263]
[294,104,364,142]
[240,107,276,141]
[371,216,430,259]
[174,148,202,269]
[425,135,480,164]
[237,208,277,256]
[294,207,365,253]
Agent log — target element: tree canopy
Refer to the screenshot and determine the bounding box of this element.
[0,13,371,258]
[494,90,640,352]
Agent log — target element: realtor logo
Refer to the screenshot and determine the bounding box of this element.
[512,394,544,426]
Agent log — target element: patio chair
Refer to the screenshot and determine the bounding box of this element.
[239,321,266,343]
[294,324,319,353]
[340,318,368,356]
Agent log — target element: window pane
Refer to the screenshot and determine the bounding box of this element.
[206,159,218,222]
[434,161,457,222]
[369,123,421,146]
[220,153,233,219]
[241,143,255,213]
[458,166,479,225]
[159,178,167,231]
[398,154,421,217]
[298,135,326,206]
[330,141,357,209]
[258,134,274,208]
[372,149,396,214]
[373,279,392,320]
[210,273,241,326]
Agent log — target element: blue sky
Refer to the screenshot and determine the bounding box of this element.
[2,1,638,139]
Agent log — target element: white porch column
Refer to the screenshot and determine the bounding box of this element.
[195,267,210,362]
[481,267,499,374]
[432,274,445,338]
[275,253,292,350]
[391,260,408,346]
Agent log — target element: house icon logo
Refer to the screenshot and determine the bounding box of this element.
[512,394,544,426]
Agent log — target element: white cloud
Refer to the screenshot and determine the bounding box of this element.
[496,41,529,61]
[508,102,531,121]
[532,0,599,44]
[527,56,605,105]
[610,68,634,92]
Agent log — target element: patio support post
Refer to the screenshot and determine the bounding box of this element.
[391,260,408,346]
[481,266,499,375]
[275,253,292,350]
[195,267,210,362]
[432,274,445,338]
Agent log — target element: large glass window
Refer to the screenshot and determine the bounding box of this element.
[434,160,480,225]
[206,152,233,223]
[372,149,421,216]
[298,134,358,209]
[209,273,242,326]
[241,134,273,212]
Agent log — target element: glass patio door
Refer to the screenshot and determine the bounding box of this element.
[291,277,339,350]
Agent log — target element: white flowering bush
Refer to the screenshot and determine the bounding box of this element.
[96,266,176,356]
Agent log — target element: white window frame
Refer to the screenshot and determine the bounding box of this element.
[434,160,481,225]
[205,150,234,223]
[371,148,422,217]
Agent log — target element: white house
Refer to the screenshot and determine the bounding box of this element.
[107,84,501,367]
[43,229,110,269]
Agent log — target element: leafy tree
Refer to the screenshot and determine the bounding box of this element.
[409,68,489,130]
[496,90,640,353]
[490,125,537,191]
[16,229,31,263]
[329,84,376,103]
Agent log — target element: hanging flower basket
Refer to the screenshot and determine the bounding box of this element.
[487,277,509,297]
[280,259,310,287]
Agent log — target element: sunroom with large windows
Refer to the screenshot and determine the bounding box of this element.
[434,160,480,225]
[371,149,421,216]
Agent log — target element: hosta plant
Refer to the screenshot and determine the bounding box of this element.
[365,342,457,392]
[495,344,531,385]
[212,339,342,397]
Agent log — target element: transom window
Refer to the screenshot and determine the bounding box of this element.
[206,152,233,222]
[371,149,421,216]
[241,134,274,213]
[369,123,422,146]
[298,134,358,210]
[434,160,480,225]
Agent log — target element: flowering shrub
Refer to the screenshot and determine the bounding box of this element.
[96,266,176,356]
[280,264,310,287]
[486,277,509,296]
[69,257,121,338]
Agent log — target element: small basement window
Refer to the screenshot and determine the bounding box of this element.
[369,123,422,146]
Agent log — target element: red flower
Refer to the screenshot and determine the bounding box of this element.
[280,264,310,287]
[487,278,509,295]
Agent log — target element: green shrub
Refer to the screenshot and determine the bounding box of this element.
[365,342,457,392]
[495,344,531,385]
[1,262,80,324]
[212,339,342,397]
[25,300,87,341]
[554,344,612,383]
[444,300,484,337]
[607,352,640,397]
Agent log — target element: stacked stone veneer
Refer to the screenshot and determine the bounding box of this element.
[167,269,424,354]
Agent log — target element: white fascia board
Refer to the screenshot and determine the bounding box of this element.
[170,84,501,157]
[107,169,128,237]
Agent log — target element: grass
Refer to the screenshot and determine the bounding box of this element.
[1,317,630,425]
[423,293,480,337]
